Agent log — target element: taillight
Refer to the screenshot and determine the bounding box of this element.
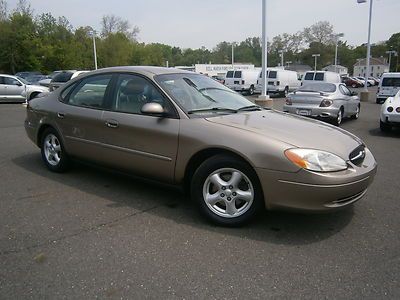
[387,107,393,112]
[320,99,333,107]
[276,81,280,86]
[285,98,292,105]
[242,80,245,84]
[396,107,400,113]
[377,87,380,93]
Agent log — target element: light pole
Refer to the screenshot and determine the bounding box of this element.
[286,61,292,68]
[334,33,344,73]
[89,30,98,70]
[357,0,373,91]
[386,50,397,72]
[278,50,284,68]
[312,54,320,71]
[259,0,269,100]
[231,42,235,69]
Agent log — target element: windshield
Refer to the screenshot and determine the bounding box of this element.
[155,73,256,115]
[16,76,29,84]
[298,83,336,93]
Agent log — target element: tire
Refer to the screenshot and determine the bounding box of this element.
[248,85,255,95]
[282,87,289,98]
[380,120,392,132]
[351,104,360,119]
[190,154,263,226]
[40,127,70,172]
[333,107,344,126]
[29,92,39,100]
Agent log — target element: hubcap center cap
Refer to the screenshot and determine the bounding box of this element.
[225,190,232,197]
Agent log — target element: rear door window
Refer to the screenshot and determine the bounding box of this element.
[382,77,400,87]
[67,74,112,109]
[268,71,277,79]
[226,71,234,78]
[304,72,314,80]
[314,72,325,81]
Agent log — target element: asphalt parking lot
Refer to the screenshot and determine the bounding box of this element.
[1,90,399,299]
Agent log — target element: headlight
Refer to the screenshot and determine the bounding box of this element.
[285,148,348,172]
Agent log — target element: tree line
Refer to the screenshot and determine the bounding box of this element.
[0,0,399,75]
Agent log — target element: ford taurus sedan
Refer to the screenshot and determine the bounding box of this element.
[284,82,360,126]
[25,67,377,226]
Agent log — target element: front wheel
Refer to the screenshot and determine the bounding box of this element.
[191,155,263,226]
[41,127,70,172]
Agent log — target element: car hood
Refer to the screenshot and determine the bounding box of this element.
[205,110,363,159]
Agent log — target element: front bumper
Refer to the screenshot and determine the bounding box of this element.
[283,104,339,119]
[255,147,377,211]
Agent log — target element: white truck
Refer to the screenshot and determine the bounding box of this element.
[255,69,300,97]
[376,72,400,104]
[302,71,341,85]
[224,70,260,95]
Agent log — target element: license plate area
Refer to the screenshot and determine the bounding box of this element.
[296,109,311,116]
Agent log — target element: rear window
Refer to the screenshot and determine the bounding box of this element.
[234,71,242,78]
[298,83,336,93]
[52,72,74,83]
[382,77,400,87]
[268,71,277,79]
[226,71,234,78]
[314,72,324,81]
[304,72,314,80]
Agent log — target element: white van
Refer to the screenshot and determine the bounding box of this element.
[224,70,260,95]
[377,72,400,104]
[302,71,341,85]
[255,69,300,96]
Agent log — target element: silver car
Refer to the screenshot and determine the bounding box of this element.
[0,74,49,102]
[283,82,360,126]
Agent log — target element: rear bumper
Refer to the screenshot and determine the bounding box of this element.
[381,113,400,125]
[226,84,251,92]
[255,148,377,212]
[283,105,339,119]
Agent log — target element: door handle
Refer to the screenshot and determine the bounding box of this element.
[57,112,65,118]
[105,120,119,128]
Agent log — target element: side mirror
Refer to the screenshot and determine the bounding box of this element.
[141,102,165,116]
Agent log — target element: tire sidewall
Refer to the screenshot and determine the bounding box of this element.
[190,155,263,226]
[40,127,69,172]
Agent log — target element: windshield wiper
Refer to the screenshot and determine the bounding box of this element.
[187,107,238,114]
[236,105,262,112]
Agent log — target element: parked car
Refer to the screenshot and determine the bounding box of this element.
[38,71,63,88]
[25,74,47,85]
[15,71,42,79]
[342,76,364,88]
[351,77,365,86]
[49,70,89,91]
[368,77,380,86]
[356,76,374,87]
[283,82,360,126]
[376,72,400,104]
[0,74,49,102]
[211,75,225,84]
[25,66,377,226]
[302,71,341,85]
[255,69,300,97]
[380,90,400,131]
[224,69,260,95]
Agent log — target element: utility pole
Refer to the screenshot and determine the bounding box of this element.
[312,54,320,71]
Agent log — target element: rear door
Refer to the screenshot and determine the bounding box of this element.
[101,73,180,183]
[381,77,400,97]
[55,73,114,162]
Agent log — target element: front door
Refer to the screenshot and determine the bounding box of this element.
[3,77,25,101]
[101,73,179,183]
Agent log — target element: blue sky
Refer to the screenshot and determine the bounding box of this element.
[6,0,400,49]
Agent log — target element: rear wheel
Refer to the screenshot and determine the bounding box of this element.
[191,155,263,226]
[248,85,255,95]
[333,107,344,126]
[282,87,289,97]
[380,120,392,132]
[40,127,70,172]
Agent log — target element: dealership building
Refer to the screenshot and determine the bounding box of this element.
[176,64,255,77]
